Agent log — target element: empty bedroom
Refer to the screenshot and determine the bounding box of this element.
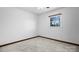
[0,7,79,52]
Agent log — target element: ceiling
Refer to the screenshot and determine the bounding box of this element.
[18,7,61,15]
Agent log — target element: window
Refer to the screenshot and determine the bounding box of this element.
[50,15,60,27]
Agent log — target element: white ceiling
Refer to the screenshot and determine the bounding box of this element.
[18,7,61,14]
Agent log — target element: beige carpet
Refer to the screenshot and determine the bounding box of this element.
[0,37,79,52]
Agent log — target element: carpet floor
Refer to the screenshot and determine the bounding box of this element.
[0,37,79,52]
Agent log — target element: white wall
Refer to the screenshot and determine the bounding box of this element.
[0,7,79,45]
[38,7,79,44]
[0,7,37,45]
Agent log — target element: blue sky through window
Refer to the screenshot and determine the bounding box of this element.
[50,16,60,26]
